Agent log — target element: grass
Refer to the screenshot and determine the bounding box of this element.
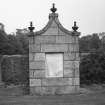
[0,84,105,105]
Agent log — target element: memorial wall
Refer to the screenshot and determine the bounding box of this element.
[29,4,80,95]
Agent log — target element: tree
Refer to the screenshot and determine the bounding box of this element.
[7,34,25,54]
[79,35,92,52]
[89,33,101,50]
[16,29,29,54]
[79,33,101,52]
[0,30,13,55]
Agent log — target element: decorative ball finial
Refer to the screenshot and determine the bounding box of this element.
[50,3,57,13]
[28,21,35,32]
[72,21,79,32]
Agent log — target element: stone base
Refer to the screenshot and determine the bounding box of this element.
[30,85,80,95]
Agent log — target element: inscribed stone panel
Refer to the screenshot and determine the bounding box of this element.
[45,53,63,77]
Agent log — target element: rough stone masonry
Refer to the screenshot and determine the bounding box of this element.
[28,4,80,95]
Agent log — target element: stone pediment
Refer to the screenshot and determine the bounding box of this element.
[32,13,80,36]
[34,13,72,36]
[28,3,80,37]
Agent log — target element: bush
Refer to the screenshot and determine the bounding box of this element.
[1,55,29,85]
[80,51,105,84]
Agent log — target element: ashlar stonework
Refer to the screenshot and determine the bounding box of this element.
[28,6,80,95]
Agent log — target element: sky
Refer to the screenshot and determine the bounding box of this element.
[0,0,105,36]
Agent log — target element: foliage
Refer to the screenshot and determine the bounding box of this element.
[0,31,12,55]
[0,29,29,55]
[80,33,105,84]
[80,50,105,84]
[16,33,29,54]
[7,34,25,54]
[1,55,29,85]
[79,33,101,52]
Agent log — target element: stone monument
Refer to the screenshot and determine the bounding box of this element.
[28,4,80,95]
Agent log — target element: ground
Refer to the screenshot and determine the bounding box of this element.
[0,84,105,105]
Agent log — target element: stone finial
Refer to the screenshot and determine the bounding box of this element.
[50,3,57,13]
[72,21,79,32]
[28,21,35,32]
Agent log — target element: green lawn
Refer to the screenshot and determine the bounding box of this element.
[0,84,105,105]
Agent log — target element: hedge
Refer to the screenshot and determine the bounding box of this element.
[1,55,29,85]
